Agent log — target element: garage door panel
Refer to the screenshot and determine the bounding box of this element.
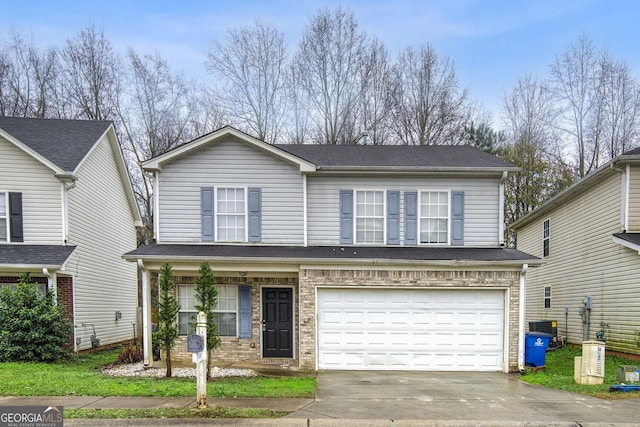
[318,288,505,371]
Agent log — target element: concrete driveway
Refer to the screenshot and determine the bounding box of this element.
[288,370,640,425]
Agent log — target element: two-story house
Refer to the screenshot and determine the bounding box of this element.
[513,147,640,356]
[124,126,540,372]
[0,117,142,351]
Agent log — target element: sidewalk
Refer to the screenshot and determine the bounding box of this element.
[0,395,312,412]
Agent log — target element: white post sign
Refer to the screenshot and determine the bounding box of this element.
[191,311,207,408]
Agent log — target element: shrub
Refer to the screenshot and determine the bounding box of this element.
[115,343,144,365]
[0,273,73,362]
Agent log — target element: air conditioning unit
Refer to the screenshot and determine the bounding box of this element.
[529,320,558,347]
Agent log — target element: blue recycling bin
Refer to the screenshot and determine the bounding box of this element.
[525,332,552,367]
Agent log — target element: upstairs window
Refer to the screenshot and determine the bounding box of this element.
[217,188,245,241]
[419,191,449,244]
[544,286,551,309]
[0,192,7,242]
[355,190,384,244]
[543,219,550,257]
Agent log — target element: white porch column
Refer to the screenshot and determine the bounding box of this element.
[139,259,153,367]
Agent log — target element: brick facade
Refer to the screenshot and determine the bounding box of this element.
[298,268,522,372]
[150,267,522,372]
[166,275,299,365]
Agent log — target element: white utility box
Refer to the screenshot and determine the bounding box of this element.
[575,340,605,385]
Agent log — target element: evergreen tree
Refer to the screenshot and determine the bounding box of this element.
[194,261,221,378]
[0,273,72,362]
[155,263,180,377]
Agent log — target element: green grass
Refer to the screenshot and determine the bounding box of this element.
[65,407,288,419]
[0,349,315,398]
[520,346,640,399]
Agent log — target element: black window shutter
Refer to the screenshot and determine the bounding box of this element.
[9,192,23,242]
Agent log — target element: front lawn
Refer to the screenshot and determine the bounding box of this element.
[0,349,315,398]
[520,346,640,399]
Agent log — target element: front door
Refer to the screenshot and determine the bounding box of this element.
[262,288,293,358]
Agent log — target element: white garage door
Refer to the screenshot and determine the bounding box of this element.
[317,288,505,371]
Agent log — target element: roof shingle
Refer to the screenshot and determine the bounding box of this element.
[0,245,76,267]
[0,117,111,171]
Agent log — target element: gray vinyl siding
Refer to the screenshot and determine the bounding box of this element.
[0,136,63,243]
[158,138,304,244]
[517,172,640,355]
[629,165,640,231]
[67,133,138,350]
[307,176,500,246]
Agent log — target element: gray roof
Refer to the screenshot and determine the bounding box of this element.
[274,144,517,170]
[0,245,76,267]
[0,117,112,171]
[623,146,640,155]
[613,233,640,246]
[124,244,538,264]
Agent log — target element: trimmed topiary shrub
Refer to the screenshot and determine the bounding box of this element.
[0,273,73,362]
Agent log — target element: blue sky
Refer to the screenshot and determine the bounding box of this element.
[4,0,639,125]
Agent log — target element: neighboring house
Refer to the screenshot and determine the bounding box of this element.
[0,117,142,351]
[512,147,640,356]
[124,126,540,372]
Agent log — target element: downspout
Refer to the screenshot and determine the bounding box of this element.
[42,267,56,300]
[609,163,628,231]
[624,164,630,231]
[499,171,507,246]
[518,263,528,373]
[303,174,308,247]
[153,172,160,242]
[138,259,153,367]
[56,173,77,244]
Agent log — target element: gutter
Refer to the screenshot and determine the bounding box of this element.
[122,254,543,268]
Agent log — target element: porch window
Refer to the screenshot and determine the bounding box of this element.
[0,282,47,295]
[544,286,551,309]
[177,284,238,336]
[543,219,550,257]
[355,190,384,244]
[419,191,449,244]
[217,188,245,241]
[0,192,7,242]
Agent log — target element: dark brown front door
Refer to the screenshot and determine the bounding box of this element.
[262,288,293,358]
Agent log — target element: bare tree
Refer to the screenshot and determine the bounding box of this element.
[596,54,640,158]
[116,50,198,241]
[501,74,573,245]
[293,7,368,144]
[0,32,59,118]
[206,20,287,143]
[391,44,469,145]
[60,25,120,120]
[548,35,601,178]
[357,37,395,145]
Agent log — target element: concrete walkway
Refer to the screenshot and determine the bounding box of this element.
[2,371,640,426]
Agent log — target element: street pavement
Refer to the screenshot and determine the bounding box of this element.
[2,371,640,426]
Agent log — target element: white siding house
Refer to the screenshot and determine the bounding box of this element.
[513,148,640,356]
[0,117,142,351]
[126,126,540,373]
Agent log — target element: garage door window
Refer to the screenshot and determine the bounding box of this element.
[419,191,449,244]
